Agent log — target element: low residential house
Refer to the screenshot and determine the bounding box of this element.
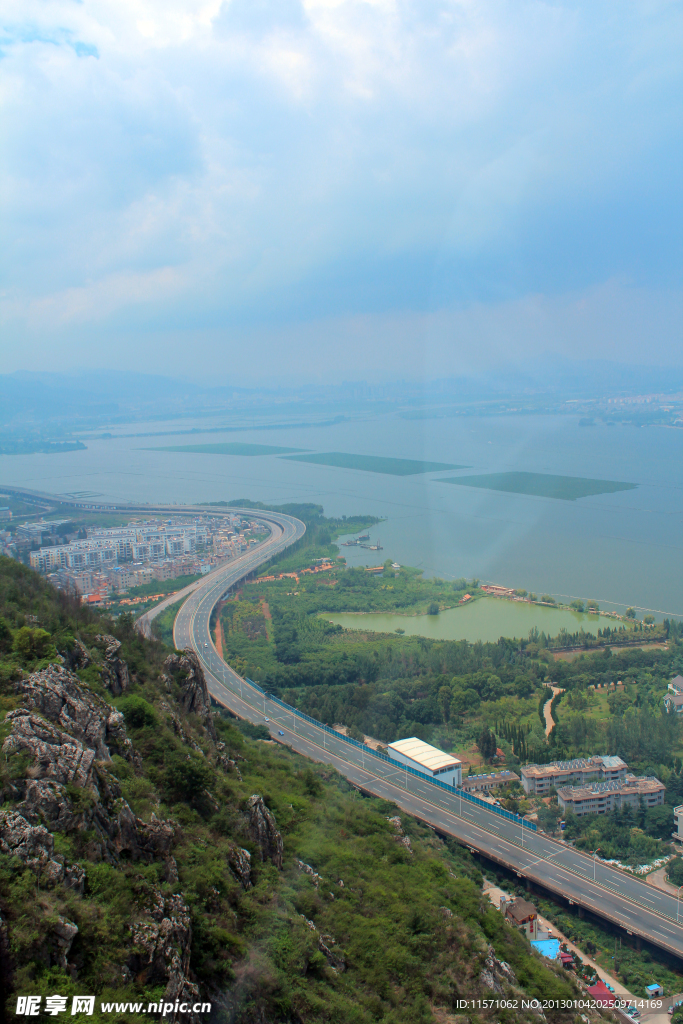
[664,692,683,714]
[669,675,683,695]
[500,896,539,940]
[460,770,520,794]
[557,775,664,817]
[674,805,683,841]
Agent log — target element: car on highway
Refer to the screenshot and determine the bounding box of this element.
[264,717,269,722]
[278,730,284,736]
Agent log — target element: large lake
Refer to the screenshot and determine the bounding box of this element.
[323,597,620,644]
[1,412,681,621]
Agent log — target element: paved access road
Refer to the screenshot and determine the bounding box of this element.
[20,489,682,960]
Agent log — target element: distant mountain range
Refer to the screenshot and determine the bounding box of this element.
[1,360,682,433]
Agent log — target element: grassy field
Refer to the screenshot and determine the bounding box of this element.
[438,470,638,500]
[281,451,466,475]
[145,442,308,456]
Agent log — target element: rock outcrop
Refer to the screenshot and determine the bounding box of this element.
[0,810,85,892]
[94,634,130,696]
[129,890,200,1023]
[164,650,216,740]
[480,946,517,994]
[386,815,412,854]
[2,666,177,875]
[52,917,79,971]
[227,845,252,889]
[246,794,283,869]
[295,859,323,888]
[11,663,133,763]
[299,916,345,973]
[215,742,242,780]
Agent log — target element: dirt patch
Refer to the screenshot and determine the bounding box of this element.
[554,641,668,662]
[333,723,386,751]
[214,618,224,659]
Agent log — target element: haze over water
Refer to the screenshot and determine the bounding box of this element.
[2,412,681,621]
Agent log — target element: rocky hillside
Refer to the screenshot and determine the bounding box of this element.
[0,556,595,1024]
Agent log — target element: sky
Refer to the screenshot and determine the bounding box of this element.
[1,0,682,385]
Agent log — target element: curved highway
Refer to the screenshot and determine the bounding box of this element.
[170,514,683,960]
[7,485,683,959]
[137,505,305,639]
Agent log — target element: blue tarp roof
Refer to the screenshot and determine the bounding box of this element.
[531,939,561,960]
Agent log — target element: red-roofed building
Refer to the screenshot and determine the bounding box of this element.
[586,981,614,1006]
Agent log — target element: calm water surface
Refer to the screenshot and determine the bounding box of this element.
[324,597,621,644]
[1,413,681,620]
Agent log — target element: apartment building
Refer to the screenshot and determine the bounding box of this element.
[521,755,628,795]
[557,774,664,816]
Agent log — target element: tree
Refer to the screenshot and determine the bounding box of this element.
[570,600,585,613]
[0,615,12,654]
[164,750,214,799]
[427,602,439,615]
[625,607,636,619]
[644,615,655,625]
[451,689,480,718]
[478,727,497,761]
[668,856,683,887]
[438,686,452,724]
[12,626,54,662]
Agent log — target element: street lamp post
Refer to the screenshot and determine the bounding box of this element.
[677,885,683,924]
[588,848,602,881]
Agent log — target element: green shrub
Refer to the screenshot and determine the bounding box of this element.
[12,626,54,662]
[116,694,157,729]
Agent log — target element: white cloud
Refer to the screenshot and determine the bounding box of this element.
[0,0,681,376]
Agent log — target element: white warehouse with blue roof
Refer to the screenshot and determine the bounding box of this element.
[387,737,462,788]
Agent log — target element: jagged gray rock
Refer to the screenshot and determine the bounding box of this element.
[246,794,283,869]
[11,664,133,763]
[480,946,517,993]
[298,916,345,973]
[164,650,217,740]
[160,701,204,755]
[228,846,252,889]
[3,668,176,873]
[216,744,243,779]
[296,859,323,887]
[480,969,503,994]
[4,710,97,789]
[129,890,200,1024]
[94,634,131,696]
[318,936,345,973]
[386,815,412,853]
[0,810,82,889]
[52,917,79,971]
[71,640,91,670]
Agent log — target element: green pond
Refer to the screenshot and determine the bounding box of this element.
[322,597,620,643]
